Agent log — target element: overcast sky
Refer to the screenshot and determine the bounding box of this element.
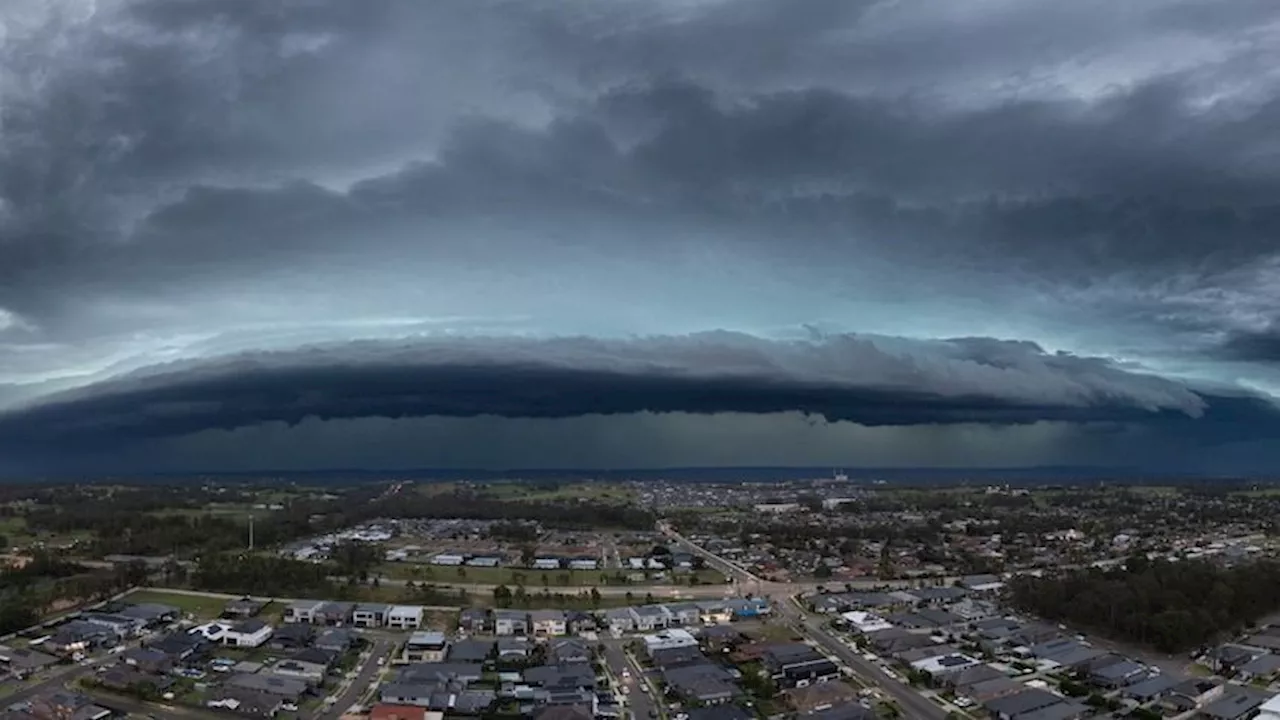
[4,0,1280,474]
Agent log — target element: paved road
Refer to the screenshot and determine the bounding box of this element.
[601,638,660,717]
[601,639,656,720]
[316,638,395,720]
[661,524,948,720]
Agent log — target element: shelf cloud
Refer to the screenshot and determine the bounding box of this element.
[3,0,1280,472]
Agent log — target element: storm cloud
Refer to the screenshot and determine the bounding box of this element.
[3,0,1280,472]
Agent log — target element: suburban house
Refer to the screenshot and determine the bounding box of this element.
[550,639,591,665]
[315,602,355,626]
[530,610,568,637]
[354,603,392,628]
[49,621,119,655]
[0,645,59,677]
[762,643,840,689]
[269,624,313,651]
[567,558,598,571]
[533,558,562,570]
[148,631,206,663]
[223,598,265,618]
[431,553,465,566]
[448,638,495,663]
[604,608,635,634]
[697,601,733,625]
[386,605,425,630]
[121,647,172,674]
[497,637,532,662]
[222,619,274,648]
[271,648,336,683]
[316,627,355,653]
[630,605,672,632]
[458,608,491,634]
[81,613,146,637]
[662,662,739,705]
[118,603,180,626]
[643,629,699,657]
[226,673,309,703]
[284,600,325,624]
[495,610,530,636]
[402,632,451,663]
[663,603,702,626]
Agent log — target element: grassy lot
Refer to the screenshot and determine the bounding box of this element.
[380,563,726,587]
[121,590,229,619]
[476,481,636,504]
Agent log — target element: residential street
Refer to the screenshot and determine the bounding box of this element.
[662,524,949,720]
[315,637,395,720]
[602,638,655,720]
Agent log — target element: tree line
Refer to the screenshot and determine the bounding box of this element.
[1005,556,1280,653]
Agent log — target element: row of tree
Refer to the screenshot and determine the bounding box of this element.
[1005,556,1280,653]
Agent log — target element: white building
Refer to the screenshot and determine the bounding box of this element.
[188,618,277,650]
[533,558,561,570]
[642,628,698,656]
[910,653,981,678]
[431,553,465,566]
[841,611,894,634]
[385,606,424,629]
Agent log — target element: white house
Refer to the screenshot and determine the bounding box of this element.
[385,606,424,630]
[222,620,274,648]
[431,553,465,566]
[910,653,981,679]
[697,601,733,625]
[568,558,598,571]
[495,610,530,636]
[533,558,561,570]
[630,605,672,632]
[530,610,568,637]
[642,629,698,656]
[841,611,894,634]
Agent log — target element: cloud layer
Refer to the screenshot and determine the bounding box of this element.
[3,0,1280,471]
[0,332,1210,450]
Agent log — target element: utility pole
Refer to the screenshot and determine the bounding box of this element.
[248,514,255,551]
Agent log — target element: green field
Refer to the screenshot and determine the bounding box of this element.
[472,481,636,504]
[121,590,231,619]
[380,562,725,587]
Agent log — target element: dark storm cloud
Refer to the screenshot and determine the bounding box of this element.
[5,0,1280,315]
[0,332,1213,453]
[2,0,1280,473]
[1204,329,1280,363]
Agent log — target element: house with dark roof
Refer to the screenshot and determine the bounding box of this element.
[225,673,309,702]
[353,603,391,628]
[1200,687,1272,720]
[147,631,206,663]
[120,647,171,674]
[0,646,57,676]
[269,623,313,651]
[1088,657,1146,688]
[1120,673,1178,703]
[661,662,739,705]
[1163,678,1224,713]
[223,598,265,618]
[448,638,494,664]
[985,688,1068,720]
[118,603,180,625]
[315,626,355,653]
[762,643,839,689]
[549,638,591,665]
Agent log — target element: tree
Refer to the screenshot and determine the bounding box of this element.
[590,587,601,608]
